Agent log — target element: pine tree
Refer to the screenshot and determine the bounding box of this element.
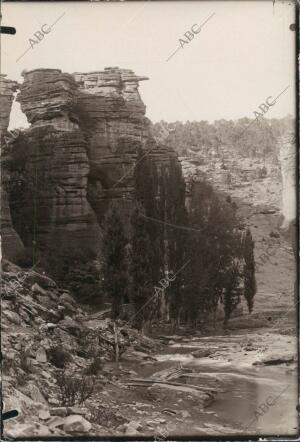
[243,228,257,313]
[101,205,128,319]
[130,205,154,331]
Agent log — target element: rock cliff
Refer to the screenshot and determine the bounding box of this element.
[0,75,25,261]
[74,68,180,223]
[178,131,296,315]
[278,131,297,254]
[2,68,184,260]
[4,69,102,254]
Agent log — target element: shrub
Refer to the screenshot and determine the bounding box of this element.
[19,346,32,373]
[42,243,102,306]
[15,248,34,268]
[47,346,72,369]
[84,357,102,376]
[54,369,96,406]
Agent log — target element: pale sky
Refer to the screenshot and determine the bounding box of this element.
[1,0,296,129]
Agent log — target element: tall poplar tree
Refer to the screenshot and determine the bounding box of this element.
[102,205,128,319]
[130,205,153,331]
[243,228,257,313]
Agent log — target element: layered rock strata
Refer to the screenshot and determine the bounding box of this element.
[0,75,25,261]
[3,68,184,258]
[5,69,101,253]
[74,68,180,223]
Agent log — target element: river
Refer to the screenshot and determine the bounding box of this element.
[127,329,298,437]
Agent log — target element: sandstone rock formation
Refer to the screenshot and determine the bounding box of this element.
[0,75,25,261]
[2,68,184,260]
[74,68,180,223]
[5,69,101,254]
[0,74,18,137]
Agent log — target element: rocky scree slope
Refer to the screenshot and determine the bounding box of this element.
[1,259,163,438]
[2,261,219,438]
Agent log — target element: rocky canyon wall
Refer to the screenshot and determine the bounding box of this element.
[278,131,297,255]
[74,68,180,225]
[0,75,25,261]
[2,68,184,260]
[4,69,102,254]
[179,129,296,314]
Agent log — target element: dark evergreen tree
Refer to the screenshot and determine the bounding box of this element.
[165,160,188,326]
[243,228,257,313]
[184,181,243,328]
[223,261,242,329]
[130,205,154,331]
[133,145,164,321]
[101,205,129,319]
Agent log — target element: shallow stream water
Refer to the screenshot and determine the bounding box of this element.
[149,333,298,436]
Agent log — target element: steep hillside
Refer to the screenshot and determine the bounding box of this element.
[169,127,296,317]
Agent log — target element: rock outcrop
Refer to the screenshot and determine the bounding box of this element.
[0,75,25,261]
[2,68,184,258]
[0,74,18,137]
[5,69,101,253]
[74,68,180,223]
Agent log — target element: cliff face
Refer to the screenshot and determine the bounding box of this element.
[278,131,297,254]
[74,68,179,223]
[2,68,184,260]
[178,132,296,314]
[0,75,25,261]
[4,69,102,253]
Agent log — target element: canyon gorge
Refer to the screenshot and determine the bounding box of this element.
[0,68,297,438]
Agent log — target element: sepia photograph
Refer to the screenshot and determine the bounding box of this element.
[0,0,298,439]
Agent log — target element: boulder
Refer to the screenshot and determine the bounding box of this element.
[39,409,51,420]
[32,283,48,295]
[58,317,82,335]
[36,347,47,363]
[60,292,76,305]
[27,382,48,404]
[50,407,69,417]
[124,420,143,435]
[192,349,214,358]
[62,414,92,433]
[4,423,36,438]
[48,416,65,429]
[26,270,57,289]
[1,259,22,273]
[3,387,48,419]
[3,310,22,325]
[49,406,87,417]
